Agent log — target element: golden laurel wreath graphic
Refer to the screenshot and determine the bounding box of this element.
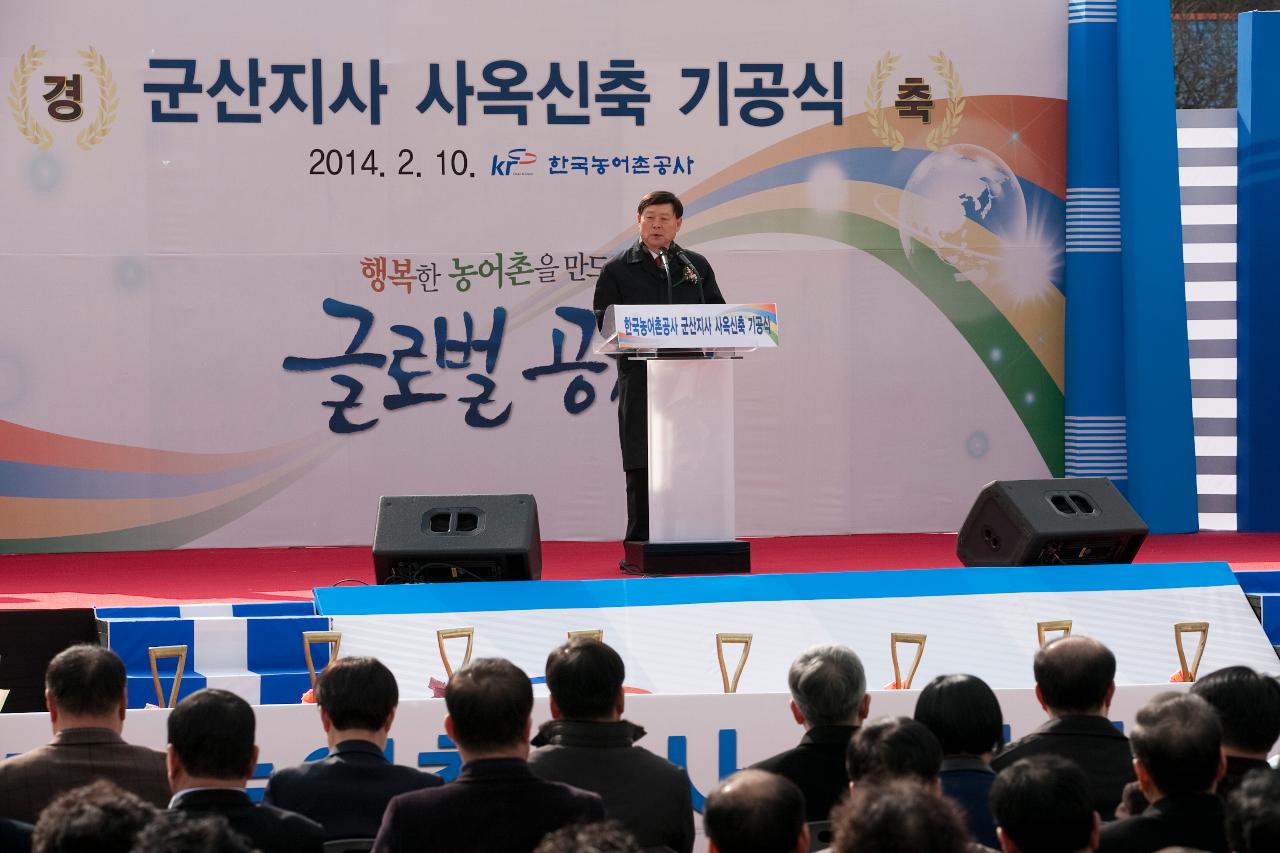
[8,44,118,151]
[8,45,53,149]
[77,46,118,151]
[925,51,965,151]
[865,50,964,152]
[865,52,905,152]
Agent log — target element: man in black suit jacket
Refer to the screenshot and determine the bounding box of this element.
[593,189,726,546]
[751,645,870,822]
[374,658,603,853]
[529,638,693,852]
[264,656,441,839]
[1097,692,1228,853]
[989,756,1100,853]
[167,688,323,853]
[0,818,31,853]
[992,636,1136,820]
[1190,666,1280,801]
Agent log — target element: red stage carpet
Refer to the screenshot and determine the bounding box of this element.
[1,532,1278,610]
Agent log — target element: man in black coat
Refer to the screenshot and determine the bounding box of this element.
[1097,692,1229,853]
[166,688,324,853]
[374,658,603,853]
[750,644,871,822]
[593,189,726,547]
[989,755,1100,853]
[529,637,694,852]
[263,656,441,839]
[1190,666,1280,801]
[991,636,1136,821]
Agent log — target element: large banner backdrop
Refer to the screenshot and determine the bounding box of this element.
[0,1,1067,551]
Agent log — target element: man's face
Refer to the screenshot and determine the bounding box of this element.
[637,202,682,253]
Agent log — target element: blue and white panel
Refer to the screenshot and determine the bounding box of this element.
[1065,188,1121,253]
[1177,108,1238,530]
[316,565,1280,699]
[101,614,331,708]
[95,601,317,620]
[1064,415,1127,478]
[1068,0,1117,24]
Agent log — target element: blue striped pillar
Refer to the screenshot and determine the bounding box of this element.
[1115,0,1198,532]
[1238,12,1280,530]
[1065,1,1128,490]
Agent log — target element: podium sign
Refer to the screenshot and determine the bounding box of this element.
[598,304,779,574]
[598,303,779,352]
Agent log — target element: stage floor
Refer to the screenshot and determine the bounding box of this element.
[2,532,1279,610]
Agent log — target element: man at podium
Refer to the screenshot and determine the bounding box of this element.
[593,190,725,553]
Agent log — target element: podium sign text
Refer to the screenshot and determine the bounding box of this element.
[599,303,779,351]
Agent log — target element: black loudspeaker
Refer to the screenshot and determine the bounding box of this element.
[956,478,1148,567]
[373,494,542,583]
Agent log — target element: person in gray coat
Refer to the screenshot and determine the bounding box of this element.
[529,638,694,853]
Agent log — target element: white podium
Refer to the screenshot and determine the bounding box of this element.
[598,303,779,574]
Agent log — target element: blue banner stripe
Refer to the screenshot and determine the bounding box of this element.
[1263,597,1280,645]
[1234,570,1280,594]
[96,606,182,619]
[314,562,1237,616]
[107,619,196,670]
[259,672,313,705]
[232,602,316,617]
[0,457,283,499]
[247,616,332,672]
[126,673,208,709]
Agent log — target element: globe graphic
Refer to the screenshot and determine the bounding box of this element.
[897,144,1027,286]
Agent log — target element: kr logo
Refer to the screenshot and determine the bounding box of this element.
[490,147,537,176]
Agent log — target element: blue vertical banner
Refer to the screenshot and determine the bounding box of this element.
[1115,0,1197,532]
[1065,2,1128,489]
[1237,12,1280,530]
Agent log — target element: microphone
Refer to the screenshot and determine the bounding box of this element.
[674,250,697,279]
[658,247,674,304]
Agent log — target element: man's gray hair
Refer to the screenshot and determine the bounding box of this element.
[787,644,866,727]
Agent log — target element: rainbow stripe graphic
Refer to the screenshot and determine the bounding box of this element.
[515,94,1067,475]
[0,420,339,553]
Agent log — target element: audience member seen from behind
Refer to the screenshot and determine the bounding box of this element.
[1096,692,1228,853]
[0,645,169,823]
[988,755,1100,853]
[529,638,693,853]
[167,688,323,853]
[0,817,31,853]
[991,636,1135,820]
[914,673,1004,848]
[533,820,644,853]
[1225,768,1280,853]
[845,716,943,789]
[263,655,441,839]
[830,779,969,853]
[751,644,870,822]
[374,657,603,853]
[703,769,809,853]
[131,811,256,853]
[30,780,156,853]
[1190,666,1280,801]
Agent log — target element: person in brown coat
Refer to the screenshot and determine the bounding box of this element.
[0,644,169,823]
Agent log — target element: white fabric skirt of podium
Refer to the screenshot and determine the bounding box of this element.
[646,358,736,543]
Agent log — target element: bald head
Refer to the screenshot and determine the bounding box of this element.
[1033,636,1116,715]
[705,770,808,853]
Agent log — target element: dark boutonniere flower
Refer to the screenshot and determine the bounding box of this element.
[680,264,699,285]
